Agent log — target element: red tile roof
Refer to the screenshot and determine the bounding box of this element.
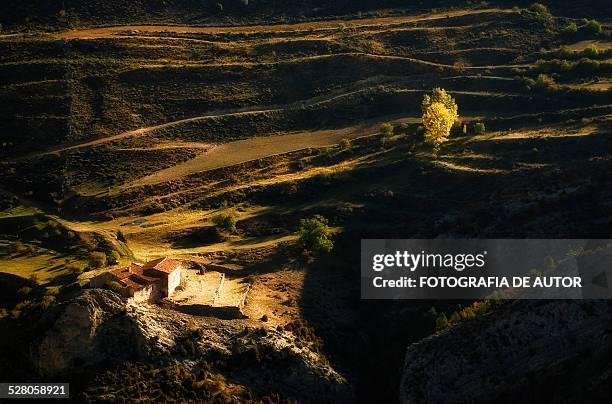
[141,257,182,274]
[110,263,142,280]
[109,258,181,291]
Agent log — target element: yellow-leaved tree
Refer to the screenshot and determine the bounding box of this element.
[421,88,458,151]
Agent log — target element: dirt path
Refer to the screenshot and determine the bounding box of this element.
[52,8,512,40]
[16,106,278,160]
[128,117,421,187]
[18,76,515,162]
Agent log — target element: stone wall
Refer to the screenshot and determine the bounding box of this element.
[167,267,181,297]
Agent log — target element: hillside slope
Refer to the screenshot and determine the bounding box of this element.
[1,0,610,31]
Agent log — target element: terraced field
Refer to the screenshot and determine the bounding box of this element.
[1,3,611,402]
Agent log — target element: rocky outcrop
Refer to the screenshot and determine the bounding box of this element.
[220,327,352,402]
[33,289,180,376]
[32,289,352,402]
[399,300,612,404]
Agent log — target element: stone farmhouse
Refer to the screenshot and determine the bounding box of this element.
[91,257,182,303]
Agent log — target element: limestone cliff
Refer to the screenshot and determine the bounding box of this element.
[31,289,352,402]
[400,300,612,404]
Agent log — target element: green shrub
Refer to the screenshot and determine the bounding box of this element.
[575,57,600,73]
[532,74,556,90]
[473,122,486,134]
[528,3,549,15]
[339,138,351,149]
[582,19,602,35]
[580,44,599,59]
[435,312,449,331]
[297,215,334,254]
[212,211,238,233]
[380,122,394,137]
[89,251,107,268]
[562,22,578,34]
[450,311,461,323]
[554,46,573,58]
[66,262,85,276]
[107,251,121,265]
[535,58,573,73]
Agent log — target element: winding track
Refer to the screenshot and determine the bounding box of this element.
[21,84,514,161]
[52,8,513,40]
[128,117,423,187]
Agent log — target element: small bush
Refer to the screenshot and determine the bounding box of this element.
[212,210,238,233]
[532,73,556,90]
[107,251,121,265]
[473,122,486,134]
[66,262,85,276]
[435,312,449,331]
[297,215,334,254]
[582,19,602,35]
[528,3,549,15]
[554,46,573,58]
[89,251,107,268]
[450,311,461,323]
[380,122,394,137]
[580,44,599,59]
[339,138,351,149]
[575,57,600,73]
[562,22,578,34]
[535,58,573,73]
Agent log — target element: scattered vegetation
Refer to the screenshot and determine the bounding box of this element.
[534,58,604,75]
[544,44,611,61]
[528,3,549,15]
[431,298,507,332]
[582,19,602,35]
[297,215,334,254]
[107,250,121,265]
[66,262,85,277]
[88,251,107,268]
[10,286,57,320]
[581,44,599,59]
[80,362,285,403]
[212,210,238,234]
[527,73,557,91]
[562,22,578,34]
[339,138,352,149]
[380,123,394,137]
[473,122,486,134]
[283,319,324,352]
[435,312,449,331]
